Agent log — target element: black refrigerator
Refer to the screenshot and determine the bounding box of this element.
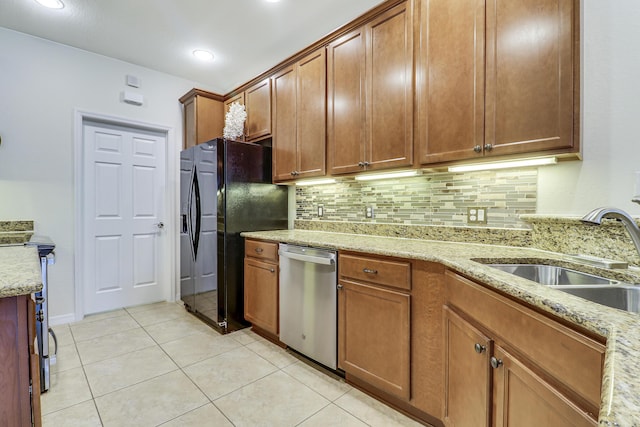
[180,138,288,332]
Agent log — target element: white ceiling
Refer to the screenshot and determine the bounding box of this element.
[0,0,386,94]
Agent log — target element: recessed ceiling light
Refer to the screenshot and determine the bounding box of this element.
[193,49,214,61]
[34,0,64,9]
[265,0,281,2]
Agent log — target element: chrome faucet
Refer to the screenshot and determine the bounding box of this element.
[581,207,640,260]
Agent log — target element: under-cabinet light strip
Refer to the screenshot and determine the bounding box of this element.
[354,170,421,181]
[447,157,558,173]
[295,178,337,186]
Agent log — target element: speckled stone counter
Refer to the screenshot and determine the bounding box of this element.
[0,220,34,245]
[0,246,42,297]
[242,229,640,426]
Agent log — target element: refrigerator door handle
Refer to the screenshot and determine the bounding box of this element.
[192,166,201,259]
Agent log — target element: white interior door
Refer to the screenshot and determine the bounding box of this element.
[83,120,167,314]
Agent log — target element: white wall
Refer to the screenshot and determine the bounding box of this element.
[537,0,640,215]
[0,28,213,320]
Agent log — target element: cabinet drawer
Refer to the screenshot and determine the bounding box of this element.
[339,253,411,291]
[445,270,605,412]
[245,239,278,262]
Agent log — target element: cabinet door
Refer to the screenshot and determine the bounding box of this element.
[224,92,245,114]
[417,0,485,164]
[485,0,576,156]
[183,97,197,150]
[492,346,596,427]
[443,306,491,427]
[272,65,298,181]
[244,258,279,335]
[296,48,327,178]
[365,1,414,171]
[327,28,367,175]
[224,93,246,141]
[338,279,410,400]
[245,79,272,141]
[0,296,33,426]
[196,96,224,145]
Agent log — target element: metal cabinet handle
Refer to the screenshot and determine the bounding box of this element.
[473,145,482,153]
[474,343,486,354]
[155,222,165,229]
[363,268,378,274]
[337,284,343,290]
[484,143,493,151]
[255,248,264,253]
[490,357,503,369]
[358,162,365,167]
[363,161,370,166]
[255,264,275,273]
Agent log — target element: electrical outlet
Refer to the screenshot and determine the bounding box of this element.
[317,205,324,217]
[365,206,374,219]
[467,207,487,224]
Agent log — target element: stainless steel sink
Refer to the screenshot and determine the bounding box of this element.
[486,264,621,286]
[484,263,640,313]
[556,286,640,313]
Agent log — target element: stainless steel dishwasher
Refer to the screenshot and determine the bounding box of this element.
[279,243,338,369]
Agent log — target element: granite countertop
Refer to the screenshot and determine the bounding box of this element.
[242,229,640,426]
[0,246,43,297]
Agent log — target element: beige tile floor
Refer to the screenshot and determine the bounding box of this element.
[42,302,426,427]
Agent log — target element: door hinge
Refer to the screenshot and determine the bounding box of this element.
[218,321,228,329]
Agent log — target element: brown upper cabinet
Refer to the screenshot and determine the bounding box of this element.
[245,79,272,141]
[272,48,327,182]
[327,1,414,175]
[223,92,246,140]
[417,0,578,165]
[223,81,271,142]
[179,89,224,150]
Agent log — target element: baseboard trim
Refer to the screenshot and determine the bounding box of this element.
[49,313,76,326]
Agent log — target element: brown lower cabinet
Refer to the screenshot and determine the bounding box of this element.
[243,239,279,336]
[0,294,41,427]
[338,253,411,400]
[244,245,606,427]
[444,270,604,426]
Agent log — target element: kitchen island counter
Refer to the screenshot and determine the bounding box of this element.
[0,245,42,297]
[242,229,640,426]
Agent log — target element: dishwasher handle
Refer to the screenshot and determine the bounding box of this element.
[279,250,336,266]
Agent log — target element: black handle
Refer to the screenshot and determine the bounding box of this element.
[189,166,201,259]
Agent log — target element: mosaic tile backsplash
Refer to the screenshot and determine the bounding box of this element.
[296,168,537,229]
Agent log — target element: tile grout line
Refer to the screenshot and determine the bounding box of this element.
[70,322,106,427]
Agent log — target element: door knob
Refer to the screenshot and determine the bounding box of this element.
[155,222,165,229]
